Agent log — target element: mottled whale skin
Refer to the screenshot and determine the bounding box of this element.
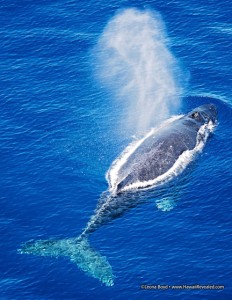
[19,103,217,287]
[112,103,217,193]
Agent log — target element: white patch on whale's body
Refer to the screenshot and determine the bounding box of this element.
[107,116,216,194]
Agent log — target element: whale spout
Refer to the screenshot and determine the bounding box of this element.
[18,237,114,286]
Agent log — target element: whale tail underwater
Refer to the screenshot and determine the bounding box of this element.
[19,189,118,286]
[18,190,142,286]
[19,191,118,286]
[19,235,115,286]
[18,104,217,286]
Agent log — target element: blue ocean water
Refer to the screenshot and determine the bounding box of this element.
[1,0,232,299]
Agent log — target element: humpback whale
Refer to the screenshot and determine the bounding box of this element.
[19,104,217,286]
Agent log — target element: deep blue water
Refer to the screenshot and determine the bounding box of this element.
[1,0,232,299]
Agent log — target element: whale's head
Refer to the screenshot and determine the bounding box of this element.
[188,104,217,125]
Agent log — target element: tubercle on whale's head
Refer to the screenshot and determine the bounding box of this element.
[187,103,217,125]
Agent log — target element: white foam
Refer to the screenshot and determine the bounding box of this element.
[107,118,216,194]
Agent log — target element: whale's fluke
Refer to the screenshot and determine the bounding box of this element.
[18,237,114,286]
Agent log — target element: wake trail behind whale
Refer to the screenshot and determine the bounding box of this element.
[96,8,184,135]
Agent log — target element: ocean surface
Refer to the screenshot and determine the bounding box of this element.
[1,0,232,299]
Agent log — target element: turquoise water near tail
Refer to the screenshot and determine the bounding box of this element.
[1,0,232,299]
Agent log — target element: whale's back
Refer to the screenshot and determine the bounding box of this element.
[111,117,200,192]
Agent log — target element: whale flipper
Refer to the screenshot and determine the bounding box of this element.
[156,198,176,211]
[18,238,114,286]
